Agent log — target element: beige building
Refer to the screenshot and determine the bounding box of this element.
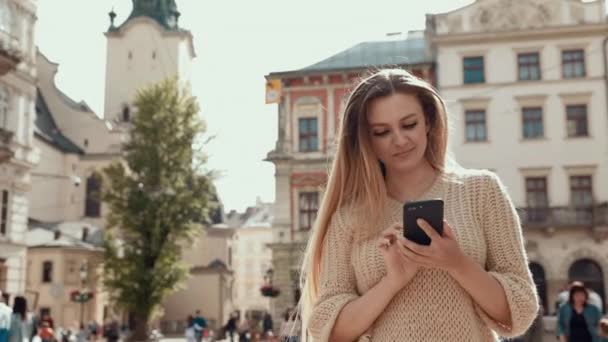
[0,0,38,302]
[265,32,436,321]
[230,200,274,321]
[25,223,104,328]
[428,0,608,319]
[161,225,235,334]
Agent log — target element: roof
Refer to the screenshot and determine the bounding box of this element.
[26,220,104,250]
[109,0,181,32]
[269,35,432,78]
[34,89,84,154]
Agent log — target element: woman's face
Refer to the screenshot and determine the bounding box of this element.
[573,291,587,305]
[367,92,430,174]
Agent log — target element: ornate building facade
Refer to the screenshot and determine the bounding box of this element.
[428,0,608,317]
[0,0,38,301]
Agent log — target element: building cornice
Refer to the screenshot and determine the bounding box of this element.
[432,23,608,46]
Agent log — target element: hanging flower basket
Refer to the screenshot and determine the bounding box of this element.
[260,284,280,298]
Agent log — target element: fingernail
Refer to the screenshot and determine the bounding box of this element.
[417,219,423,224]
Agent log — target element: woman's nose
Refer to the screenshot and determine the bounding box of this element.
[393,131,409,146]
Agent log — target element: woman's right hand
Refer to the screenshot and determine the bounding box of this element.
[377,223,420,290]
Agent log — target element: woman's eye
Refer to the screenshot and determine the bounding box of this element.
[403,122,417,130]
[373,130,389,136]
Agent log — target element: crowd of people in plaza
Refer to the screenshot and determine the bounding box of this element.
[0,289,122,342]
[197,307,299,342]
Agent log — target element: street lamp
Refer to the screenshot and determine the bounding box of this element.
[79,261,88,327]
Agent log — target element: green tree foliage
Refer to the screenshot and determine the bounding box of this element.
[102,78,214,340]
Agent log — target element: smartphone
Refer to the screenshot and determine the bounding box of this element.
[403,199,444,246]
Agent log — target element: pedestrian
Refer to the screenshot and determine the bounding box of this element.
[223,312,238,342]
[185,316,197,342]
[0,290,11,342]
[299,68,539,341]
[102,318,119,342]
[192,310,207,342]
[556,282,602,342]
[262,312,273,337]
[37,321,55,342]
[8,296,34,342]
[557,280,603,313]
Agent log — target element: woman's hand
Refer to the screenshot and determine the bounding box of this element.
[401,219,467,274]
[377,223,420,290]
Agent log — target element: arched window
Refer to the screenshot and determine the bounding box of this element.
[529,262,547,314]
[569,258,605,313]
[85,173,102,217]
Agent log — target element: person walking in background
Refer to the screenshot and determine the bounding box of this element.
[557,282,602,342]
[558,281,603,313]
[37,321,55,342]
[223,312,238,342]
[192,310,207,342]
[262,312,273,338]
[0,290,11,342]
[185,316,197,342]
[8,296,34,342]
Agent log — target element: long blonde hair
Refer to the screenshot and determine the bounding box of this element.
[298,68,449,339]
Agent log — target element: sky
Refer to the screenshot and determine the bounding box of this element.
[36,0,482,213]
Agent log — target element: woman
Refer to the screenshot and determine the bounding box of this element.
[557,282,602,342]
[8,297,34,342]
[300,69,539,341]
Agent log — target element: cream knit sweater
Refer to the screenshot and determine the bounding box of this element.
[308,169,539,342]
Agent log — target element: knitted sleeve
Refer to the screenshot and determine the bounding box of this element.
[308,209,359,341]
[474,172,539,338]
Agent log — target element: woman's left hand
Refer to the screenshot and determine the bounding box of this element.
[401,219,468,273]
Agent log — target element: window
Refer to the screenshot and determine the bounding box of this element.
[522,107,543,139]
[570,175,593,224]
[465,110,487,142]
[42,261,53,283]
[566,105,588,137]
[0,86,8,129]
[298,192,319,230]
[463,56,485,84]
[0,190,8,235]
[122,105,130,122]
[518,53,541,81]
[0,259,6,294]
[570,175,592,208]
[525,177,548,222]
[562,50,585,78]
[298,118,318,152]
[85,173,102,217]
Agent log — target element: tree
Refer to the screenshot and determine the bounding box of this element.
[102,78,214,341]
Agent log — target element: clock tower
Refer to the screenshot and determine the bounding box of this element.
[103,0,196,123]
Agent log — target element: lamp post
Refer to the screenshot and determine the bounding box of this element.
[79,261,88,327]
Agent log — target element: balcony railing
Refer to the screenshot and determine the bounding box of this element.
[0,29,22,75]
[518,203,608,229]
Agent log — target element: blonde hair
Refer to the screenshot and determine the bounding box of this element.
[298,68,449,340]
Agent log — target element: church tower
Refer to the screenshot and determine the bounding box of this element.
[103,0,196,122]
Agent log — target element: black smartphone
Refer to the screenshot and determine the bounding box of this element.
[403,199,444,246]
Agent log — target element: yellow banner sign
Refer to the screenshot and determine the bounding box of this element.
[265,79,282,104]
